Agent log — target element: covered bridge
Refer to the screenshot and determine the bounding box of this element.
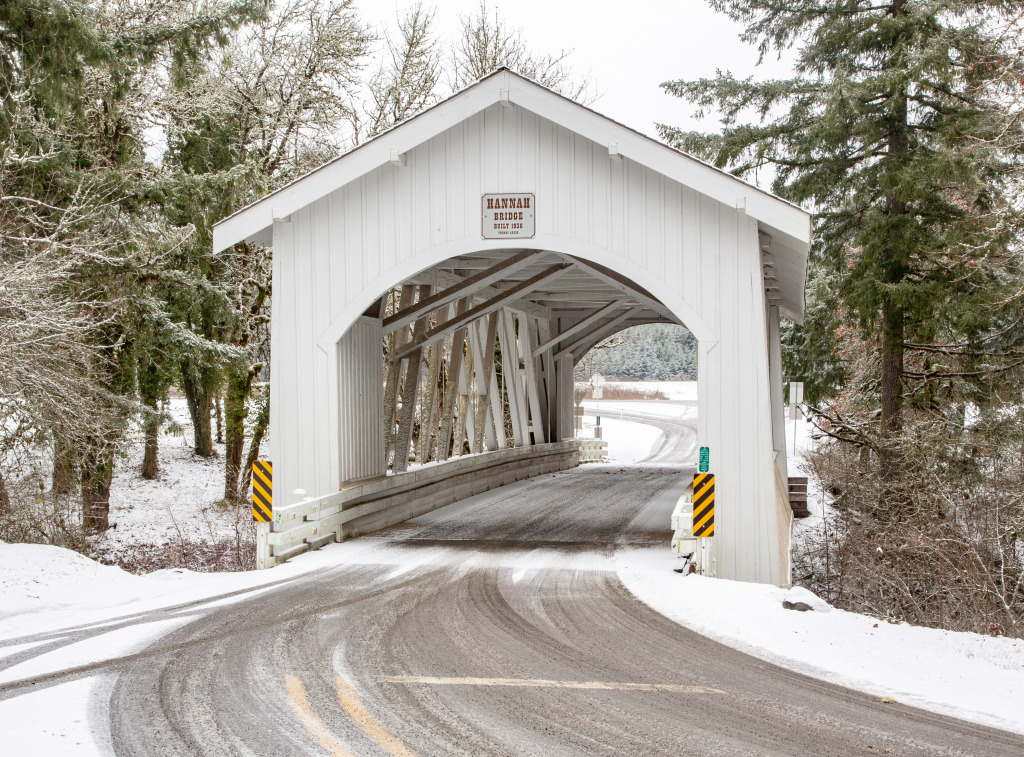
[212,69,811,586]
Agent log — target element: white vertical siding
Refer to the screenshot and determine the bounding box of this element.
[271,100,792,585]
[337,318,385,482]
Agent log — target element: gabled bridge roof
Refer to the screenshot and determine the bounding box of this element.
[213,68,811,321]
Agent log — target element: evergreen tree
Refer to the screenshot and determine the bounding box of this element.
[575,324,698,381]
[661,1,1024,492]
[0,0,263,530]
[163,0,371,500]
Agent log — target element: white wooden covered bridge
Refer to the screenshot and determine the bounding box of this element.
[213,69,811,586]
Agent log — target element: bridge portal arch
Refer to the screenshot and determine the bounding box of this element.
[213,69,810,586]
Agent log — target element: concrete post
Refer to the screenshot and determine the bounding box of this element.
[256,521,271,569]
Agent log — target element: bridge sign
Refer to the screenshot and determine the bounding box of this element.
[482,193,535,239]
[699,446,709,472]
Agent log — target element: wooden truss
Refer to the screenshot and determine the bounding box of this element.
[375,250,677,474]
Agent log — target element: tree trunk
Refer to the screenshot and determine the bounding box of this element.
[878,0,909,496]
[142,417,159,479]
[140,365,161,479]
[81,447,113,532]
[878,304,904,484]
[240,394,270,499]
[52,435,77,497]
[215,394,224,444]
[0,467,11,517]
[223,368,252,501]
[182,362,215,457]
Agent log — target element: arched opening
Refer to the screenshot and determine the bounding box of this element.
[333,248,691,479]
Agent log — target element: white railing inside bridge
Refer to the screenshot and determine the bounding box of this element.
[258,440,609,568]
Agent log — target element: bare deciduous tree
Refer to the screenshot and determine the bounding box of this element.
[451,1,593,102]
[353,3,441,143]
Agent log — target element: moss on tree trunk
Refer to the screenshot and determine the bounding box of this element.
[223,368,252,502]
[182,363,216,457]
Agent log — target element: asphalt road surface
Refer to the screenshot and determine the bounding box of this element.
[3,464,1022,754]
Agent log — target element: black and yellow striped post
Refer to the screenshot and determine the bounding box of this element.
[252,461,272,523]
[692,473,715,537]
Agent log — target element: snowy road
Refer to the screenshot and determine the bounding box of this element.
[582,402,699,464]
[3,464,1020,755]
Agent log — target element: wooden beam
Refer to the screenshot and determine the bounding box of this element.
[482,315,506,450]
[554,307,643,360]
[535,318,555,441]
[418,340,442,463]
[404,270,552,321]
[391,263,573,362]
[518,312,547,444]
[471,314,498,452]
[497,309,528,446]
[557,354,574,442]
[382,285,415,466]
[437,299,468,461]
[394,285,431,472]
[383,250,546,334]
[551,254,676,321]
[455,341,474,455]
[532,301,625,356]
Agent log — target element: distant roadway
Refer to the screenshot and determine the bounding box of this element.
[582,401,699,463]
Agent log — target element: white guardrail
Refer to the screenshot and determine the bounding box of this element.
[577,439,608,463]
[261,440,602,567]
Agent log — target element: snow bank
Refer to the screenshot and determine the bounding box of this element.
[0,540,348,643]
[0,543,140,617]
[580,416,662,463]
[616,546,1024,734]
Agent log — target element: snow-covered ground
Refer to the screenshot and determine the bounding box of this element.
[580,399,696,463]
[785,411,828,533]
[4,385,1023,748]
[583,415,663,462]
[578,381,698,464]
[0,541,361,756]
[90,397,256,571]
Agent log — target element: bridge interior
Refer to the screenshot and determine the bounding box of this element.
[367,248,681,474]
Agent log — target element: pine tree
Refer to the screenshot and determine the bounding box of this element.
[0,0,263,530]
[661,1,1024,495]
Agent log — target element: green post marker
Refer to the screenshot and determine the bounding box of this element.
[699,446,709,473]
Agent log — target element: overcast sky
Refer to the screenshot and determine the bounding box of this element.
[358,0,796,139]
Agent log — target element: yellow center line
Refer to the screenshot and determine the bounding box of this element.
[284,674,355,757]
[375,675,721,694]
[337,675,419,757]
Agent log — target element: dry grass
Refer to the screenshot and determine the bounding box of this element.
[579,385,668,401]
